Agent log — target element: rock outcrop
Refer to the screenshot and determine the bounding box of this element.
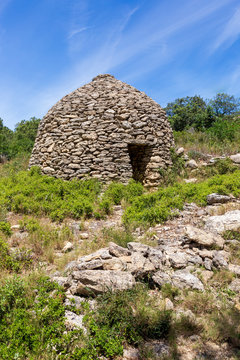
[29,74,174,188]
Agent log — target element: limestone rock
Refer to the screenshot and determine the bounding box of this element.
[65,311,86,333]
[204,210,240,234]
[62,241,74,253]
[109,242,130,257]
[171,270,204,291]
[229,264,240,276]
[127,242,149,255]
[229,278,240,292]
[230,153,240,164]
[176,147,185,155]
[70,270,136,296]
[123,348,140,360]
[186,159,198,169]
[207,193,232,205]
[152,272,172,287]
[185,225,224,248]
[168,251,188,269]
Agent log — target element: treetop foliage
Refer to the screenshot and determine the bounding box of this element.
[165,92,240,132]
[0,117,40,159]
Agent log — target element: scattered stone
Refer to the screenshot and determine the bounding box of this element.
[230,153,240,164]
[65,311,86,333]
[185,225,224,248]
[123,348,140,360]
[186,159,198,169]
[176,147,185,155]
[229,279,240,292]
[171,270,204,291]
[184,178,198,184]
[229,264,240,276]
[79,232,89,239]
[165,298,174,310]
[204,210,240,234]
[62,242,74,253]
[11,224,21,231]
[207,193,232,205]
[144,341,170,359]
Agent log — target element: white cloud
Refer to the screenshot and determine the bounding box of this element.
[212,6,240,51]
[68,27,89,39]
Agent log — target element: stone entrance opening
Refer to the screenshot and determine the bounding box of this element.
[128,144,152,183]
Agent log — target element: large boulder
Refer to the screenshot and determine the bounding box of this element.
[206,193,232,205]
[185,225,224,248]
[69,270,136,296]
[171,270,204,291]
[204,210,240,234]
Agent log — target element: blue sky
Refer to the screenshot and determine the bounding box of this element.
[1,0,240,129]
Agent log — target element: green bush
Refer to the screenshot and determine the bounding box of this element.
[0,221,12,237]
[0,276,68,359]
[123,171,240,226]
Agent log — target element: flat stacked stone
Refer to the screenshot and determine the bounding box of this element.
[29,74,174,187]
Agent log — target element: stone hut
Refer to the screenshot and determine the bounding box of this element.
[29,74,174,188]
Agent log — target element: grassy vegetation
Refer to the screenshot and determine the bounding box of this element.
[0,163,239,227]
[174,127,240,155]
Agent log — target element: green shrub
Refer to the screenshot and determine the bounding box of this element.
[0,221,12,237]
[101,227,135,248]
[123,171,240,226]
[0,275,68,359]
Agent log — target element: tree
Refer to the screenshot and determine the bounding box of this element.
[165,96,214,131]
[208,93,240,117]
[9,117,40,158]
[0,118,13,157]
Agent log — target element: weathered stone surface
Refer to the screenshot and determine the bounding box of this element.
[152,271,172,287]
[127,242,149,254]
[176,147,185,155]
[204,210,240,234]
[51,276,70,289]
[123,348,140,360]
[62,242,74,253]
[29,74,174,187]
[229,278,240,292]
[229,264,240,276]
[185,225,224,248]
[212,252,228,269]
[65,311,86,332]
[171,270,204,291]
[207,193,232,205]
[230,153,240,164]
[186,159,198,169]
[109,242,130,257]
[70,270,136,296]
[168,251,188,269]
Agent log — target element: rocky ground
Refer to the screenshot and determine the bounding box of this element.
[6,190,240,360]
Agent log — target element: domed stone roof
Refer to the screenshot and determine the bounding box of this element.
[29,74,174,187]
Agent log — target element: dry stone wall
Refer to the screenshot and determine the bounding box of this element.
[29,74,174,187]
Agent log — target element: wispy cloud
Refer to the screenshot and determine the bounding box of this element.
[68,27,89,39]
[212,6,240,51]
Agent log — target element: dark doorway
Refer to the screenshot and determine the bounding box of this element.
[128,144,152,183]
